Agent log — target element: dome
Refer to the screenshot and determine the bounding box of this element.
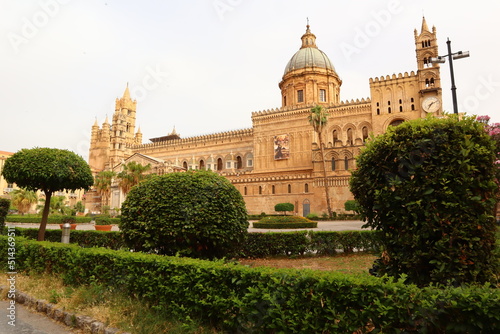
[284,47,335,75]
[283,24,337,75]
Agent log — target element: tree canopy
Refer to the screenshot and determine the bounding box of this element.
[350,115,499,286]
[2,148,93,240]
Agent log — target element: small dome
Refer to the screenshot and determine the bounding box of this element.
[284,47,335,75]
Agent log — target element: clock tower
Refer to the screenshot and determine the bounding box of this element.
[415,17,442,115]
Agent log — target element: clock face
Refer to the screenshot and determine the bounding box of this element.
[422,96,441,113]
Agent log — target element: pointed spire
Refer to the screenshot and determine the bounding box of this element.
[104,115,109,124]
[136,126,142,134]
[93,118,98,127]
[421,16,430,33]
[300,19,317,49]
[170,126,178,136]
[122,82,131,101]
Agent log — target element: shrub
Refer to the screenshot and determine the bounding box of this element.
[5,215,92,224]
[306,213,319,220]
[0,198,10,230]
[120,170,248,259]
[94,217,119,225]
[274,202,294,215]
[351,115,499,286]
[3,236,499,333]
[253,215,317,229]
[344,200,359,212]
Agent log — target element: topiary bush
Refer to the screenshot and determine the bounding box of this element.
[120,170,248,259]
[351,115,500,286]
[274,202,294,215]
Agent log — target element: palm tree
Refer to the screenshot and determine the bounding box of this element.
[37,195,68,215]
[10,188,38,215]
[117,161,151,196]
[94,170,116,208]
[308,105,333,218]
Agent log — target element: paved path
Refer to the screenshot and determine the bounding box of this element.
[0,300,79,334]
[6,220,368,233]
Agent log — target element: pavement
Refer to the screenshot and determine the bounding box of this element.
[6,220,368,233]
[0,300,79,334]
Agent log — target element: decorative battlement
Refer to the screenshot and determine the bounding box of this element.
[131,128,253,150]
[369,71,417,84]
[251,98,372,121]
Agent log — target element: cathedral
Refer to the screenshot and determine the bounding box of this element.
[87,18,443,216]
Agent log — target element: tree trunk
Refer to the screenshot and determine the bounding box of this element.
[318,132,333,218]
[37,191,52,241]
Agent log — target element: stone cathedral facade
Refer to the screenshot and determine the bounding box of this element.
[87,18,443,216]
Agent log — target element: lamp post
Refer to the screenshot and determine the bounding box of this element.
[430,38,469,114]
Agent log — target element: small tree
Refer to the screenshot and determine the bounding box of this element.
[10,188,38,215]
[94,170,116,208]
[120,170,248,259]
[350,115,499,286]
[344,200,359,212]
[308,105,333,218]
[274,202,294,215]
[1,148,93,241]
[117,161,151,196]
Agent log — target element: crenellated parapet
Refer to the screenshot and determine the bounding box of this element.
[131,128,254,150]
[369,71,417,84]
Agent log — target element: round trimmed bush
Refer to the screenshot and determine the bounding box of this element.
[120,170,248,259]
[351,115,499,286]
[253,216,317,229]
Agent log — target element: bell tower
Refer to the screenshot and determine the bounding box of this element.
[415,17,442,114]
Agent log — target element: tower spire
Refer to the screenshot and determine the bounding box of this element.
[122,82,131,101]
[421,16,430,33]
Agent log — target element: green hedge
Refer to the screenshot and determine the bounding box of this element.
[6,215,92,224]
[5,227,125,249]
[5,227,379,256]
[2,236,499,332]
[253,216,317,229]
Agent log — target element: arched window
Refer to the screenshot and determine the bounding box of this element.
[183,161,188,170]
[362,126,369,142]
[288,184,292,194]
[331,157,336,171]
[390,119,405,127]
[347,128,353,145]
[258,186,262,195]
[272,185,275,194]
[199,160,205,170]
[332,130,338,142]
[305,183,309,192]
[236,156,243,169]
[344,156,349,170]
[244,187,247,195]
[217,158,223,171]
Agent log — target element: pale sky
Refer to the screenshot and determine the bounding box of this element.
[1,0,499,160]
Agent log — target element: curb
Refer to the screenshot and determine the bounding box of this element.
[0,285,131,334]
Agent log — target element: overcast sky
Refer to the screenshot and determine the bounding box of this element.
[1,0,499,160]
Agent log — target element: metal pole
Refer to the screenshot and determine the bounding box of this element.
[447,39,459,114]
[61,222,71,244]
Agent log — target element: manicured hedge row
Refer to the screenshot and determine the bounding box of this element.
[241,230,381,257]
[2,236,499,332]
[6,227,125,249]
[6,227,379,256]
[6,216,92,224]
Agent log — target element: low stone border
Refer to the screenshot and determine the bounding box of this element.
[0,285,131,334]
